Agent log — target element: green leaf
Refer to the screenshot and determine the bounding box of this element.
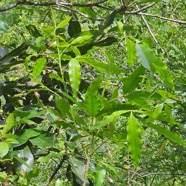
[0,20,9,33]
[15,146,34,172]
[122,65,145,94]
[68,19,81,37]
[99,10,117,34]
[69,58,81,97]
[92,110,129,130]
[33,57,47,80]
[126,36,136,66]
[71,34,95,47]
[78,56,110,73]
[55,96,70,117]
[135,0,160,4]
[26,25,42,37]
[95,36,117,46]
[95,169,106,186]
[153,58,174,90]
[2,113,14,135]
[149,124,185,146]
[136,43,154,70]
[49,73,64,83]
[127,112,141,168]
[85,94,100,117]
[56,16,71,29]
[30,132,54,149]
[152,104,163,119]
[0,142,9,158]
[86,76,102,96]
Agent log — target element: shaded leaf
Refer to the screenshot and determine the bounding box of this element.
[55,96,70,117]
[26,25,42,37]
[149,124,185,146]
[68,19,81,37]
[127,112,141,168]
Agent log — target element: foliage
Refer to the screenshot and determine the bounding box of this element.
[0,0,186,185]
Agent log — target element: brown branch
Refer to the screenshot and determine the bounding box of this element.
[126,12,186,25]
[131,2,158,14]
[56,0,108,7]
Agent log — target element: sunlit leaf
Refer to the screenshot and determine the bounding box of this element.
[69,58,81,97]
[0,142,9,158]
[85,94,100,117]
[127,112,141,168]
[126,36,136,66]
[95,168,106,186]
[33,57,46,80]
[56,16,71,29]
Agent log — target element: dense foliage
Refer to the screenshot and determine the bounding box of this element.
[0,0,186,185]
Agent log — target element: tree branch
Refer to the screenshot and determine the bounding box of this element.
[127,12,186,25]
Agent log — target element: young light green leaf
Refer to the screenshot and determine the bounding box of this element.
[153,58,175,90]
[69,58,81,97]
[122,65,145,94]
[92,110,129,130]
[149,124,185,146]
[126,36,136,66]
[95,169,106,186]
[70,34,94,47]
[152,103,163,119]
[0,142,9,158]
[55,96,70,117]
[136,43,155,70]
[85,94,100,117]
[56,16,71,29]
[33,57,46,80]
[127,112,141,168]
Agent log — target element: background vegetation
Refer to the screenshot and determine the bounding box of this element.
[0,0,186,185]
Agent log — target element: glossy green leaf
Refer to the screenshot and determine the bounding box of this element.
[33,57,47,80]
[122,65,145,94]
[126,36,136,66]
[56,16,71,29]
[149,124,185,146]
[0,142,9,158]
[95,169,106,186]
[152,104,163,119]
[0,20,9,33]
[127,112,141,168]
[69,58,81,97]
[136,43,154,70]
[85,94,100,117]
[153,58,174,90]
[71,34,94,47]
[15,146,34,172]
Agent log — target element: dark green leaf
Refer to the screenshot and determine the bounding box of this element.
[26,25,42,38]
[122,65,145,94]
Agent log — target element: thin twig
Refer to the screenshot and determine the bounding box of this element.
[136,5,158,44]
[131,2,158,14]
[126,12,186,25]
[82,157,90,186]
[46,155,67,186]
